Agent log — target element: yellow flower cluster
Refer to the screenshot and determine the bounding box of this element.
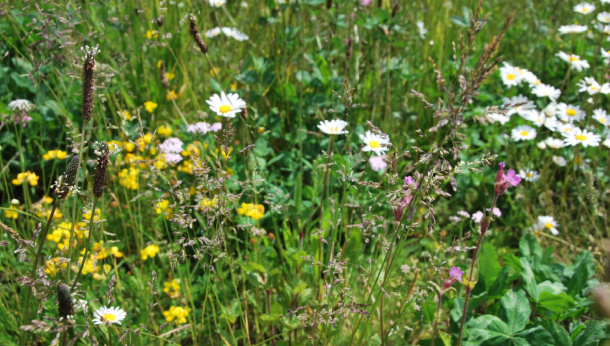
[166,72,175,80]
[163,306,190,324]
[155,199,174,220]
[181,142,201,157]
[4,206,19,219]
[163,279,181,299]
[46,221,88,250]
[42,150,67,160]
[83,241,124,260]
[141,244,160,260]
[145,30,159,39]
[119,110,131,120]
[166,90,178,101]
[144,101,157,113]
[12,171,39,186]
[157,125,172,137]
[237,203,265,220]
[32,196,62,220]
[45,257,68,277]
[200,197,218,210]
[75,256,111,281]
[119,167,140,190]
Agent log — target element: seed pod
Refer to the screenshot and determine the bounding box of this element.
[57,284,75,319]
[55,156,80,200]
[189,16,208,54]
[82,54,95,121]
[93,143,110,198]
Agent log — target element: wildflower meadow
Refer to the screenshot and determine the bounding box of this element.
[1,0,610,345]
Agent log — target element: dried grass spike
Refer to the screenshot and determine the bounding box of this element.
[189,16,208,54]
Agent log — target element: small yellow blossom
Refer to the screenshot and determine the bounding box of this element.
[163,279,181,299]
[163,306,190,324]
[144,101,158,113]
[141,244,160,260]
[166,90,179,101]
[177,160,194,174]
[154,155,168,170]
[157,125,172,137]
[110,246,124,258]
[120,110,131,120]
[145,30,159,39]
[12,171,39,186]
[123,141,136,153]
[155,199,173,220]
[230,83,237,91]
[4,206,19,219]
[119,167,140,190]
[42,150,67,160]
[45,257,68,277]
[166,72,175,80]
[237,203,265,220]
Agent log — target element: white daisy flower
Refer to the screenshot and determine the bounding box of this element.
[602,83,610,94]
[8,99,33,112]
[524,110,557,129]
[317,119,349,135]
[556,103,585,122]
[603,138,610,148]
[542,103,557,118]
[593,109,609,126]
[519,168,540,182]
[209,0,226,7]
[532,84,561,101]
[537,216,559,236]
[537,141,547,150]
[574,3,595,14]
[562,127,601,147]
[92,306,127,325]
[545,138,565,149]
[511,125,537,141]
[522,70,541,87]
[499,64,522,87]
[487,113,511,125]
[205,27,222,38]
[503,95,536,116]
[556,123,576,136]
[552,156,567,167]
[600,12,610,23]
[600,24,610,35]
[558,24,588,34]
[221,27,249,41]
[602,48,610,64]
[577,77,602,94]
[556,52,590,71]
[359,130,391,156]
[416,21,427,39]
[206,92,247,118]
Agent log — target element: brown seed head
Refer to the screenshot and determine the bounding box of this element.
[57,284,75,319]
[189,16,208,54]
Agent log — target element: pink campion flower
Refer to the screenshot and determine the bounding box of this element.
[443,266,465,290]
[487,207,501,217]
[404,176,416,186]
[369,155,387,171]
[495,162,521,197]
[361,0,372,5]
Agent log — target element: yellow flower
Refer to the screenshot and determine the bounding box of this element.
[44,257,68,277]
[462,278,476,290]
[82,208,101,222]
[119,167,140,190]
[145,30,159,39]
[166,90,179,101]
[144,101,158,113]
[155,199,174,219]
[141,244,160,260]
[42,150,67,160]
[154,155,168,170]
[163,306,190,324]
[157,125,172,137]
[166,72,175,80]
[110,246,124,258]
[12,171,39,186]
[4,206,19,219]
[181,142,201,157]
[123,141,136,153]
[177,160,194,174]
[163,279,181,299]
[237,203,265,220]
[230,83,237,91]
[200,197,218,210]
[120,110,131,120]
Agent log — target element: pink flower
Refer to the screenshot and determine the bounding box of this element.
[361,0,372,5]
[369,155,387,171]
[159,137,183,154]
[449,266,464,282]
[404,176,415,186]
[471,211,484,223]
[495,162,521,197]
[487,207,501,217]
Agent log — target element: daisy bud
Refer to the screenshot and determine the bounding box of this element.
[57,284,75,319]
[189,16,208,54]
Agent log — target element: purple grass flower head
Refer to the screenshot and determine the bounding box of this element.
[369,155,387,172]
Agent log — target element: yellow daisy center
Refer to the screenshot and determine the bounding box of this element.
[527,173,534,178]
[591,86,599,90]
[566,108,576,116]
[520,130,529,137]
[544,222,553,229]
[575,134,587,141]
[219,105,232,114]
[582,8,589,13]
[569,56,579,62]
[369,140,381,148]
[102,313,116,322]
[506,74,516,80]
[600,118,607,123]
[329,127,337,133]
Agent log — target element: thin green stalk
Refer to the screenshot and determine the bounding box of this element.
[70,198,99,291]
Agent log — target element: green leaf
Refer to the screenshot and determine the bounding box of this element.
[466,315,510,345]
[502,253,523,274]
[515,326,555,346]
[519,234,542,267]
[537,281,565,295]
[567,255,594,296]
[438,330,451,346]
[538,291,574,313]
[500,289,531,334]
[520,258,539,301]
[480,243,501,290]
[537,320,572,346]
[573,321,605,346]
[242,261,266,274]
[488,266,512,298]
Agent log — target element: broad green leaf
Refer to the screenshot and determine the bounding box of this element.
[537,281,565,295]
[567,258,593,296]
[538,291,574,313]
[500,289,531,334]
[466,315,510,345]
[520,258,539,300]
[515,326,554,346]
[519,234,542,267]
[502,253,523,274]
[573,321,605,346]
[479,243,501,290]
[438,330,451,346]
[537,320,572,346]
[488,266,512,299]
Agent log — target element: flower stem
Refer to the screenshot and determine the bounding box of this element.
[317,137,334,301]
[71,198,99,292]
